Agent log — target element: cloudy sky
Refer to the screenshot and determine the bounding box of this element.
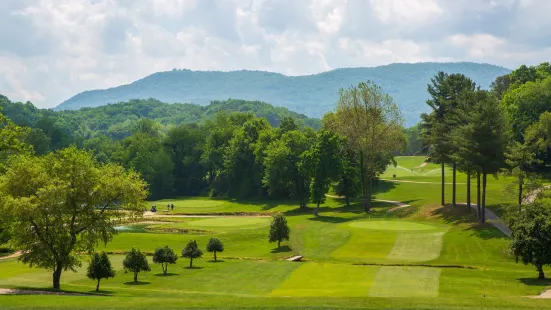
[1,0,551,108]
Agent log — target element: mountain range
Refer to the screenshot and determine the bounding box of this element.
[56,62,511,126]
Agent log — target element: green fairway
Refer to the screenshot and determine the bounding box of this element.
[1,157,551,309]
[349,220,438,231]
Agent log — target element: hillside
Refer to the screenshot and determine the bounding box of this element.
[57,62,511,126]
[0,96,320,142]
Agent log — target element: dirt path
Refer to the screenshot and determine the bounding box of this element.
[532,289,551,299]
[0,251,21,261]
[522,185,551,205]
[325,194,410,212]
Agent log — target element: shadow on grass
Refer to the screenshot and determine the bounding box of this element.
[270,245,292,253]
[123,281,150,286]
[89,290,115,295]
[372,180,397,195]
[430,204,508,240]
[154,273,179,277]
[207,260,225,263]
[308,215,362,224]
[183,266,204,270]
[517,278,551,287]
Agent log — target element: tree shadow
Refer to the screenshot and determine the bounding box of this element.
[123,281,150,286]
[154,273,179,276]
[372,180,397,195]
[208,260,225,263]
[270,245,292,253]
[430,204,508,240]
[183,266,204,270]
[308,215,362,224]
[517,278,551,286]
[89,290,115,295]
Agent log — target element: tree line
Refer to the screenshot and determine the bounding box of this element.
[420,62,551,223]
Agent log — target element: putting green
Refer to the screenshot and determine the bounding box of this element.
[188,217,270,228]
[369,266,441,297]
[349,220,437,231]
[387,232,445,262]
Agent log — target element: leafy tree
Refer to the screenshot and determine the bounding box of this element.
[87,252,115,291]
[25,128,51,155]
[451,91,509,222]
[523,112,551,171]
[269,214,290,248]
[263,130,312,207]
[504,141,541,209]
[490,74,511,100]
[0,147,147,289]
[152,246,178,275]
[334,145,360,207]
[206,238,224,262]
[302,130,342,215]
[123,248,151,283]
[325,81,405,211]
[0,109,31,171]
[501,76,551,141]
[509,202,551,279]
[182,240,203,268]
[402,124,424,156]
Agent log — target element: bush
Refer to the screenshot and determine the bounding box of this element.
[269,214,290,248]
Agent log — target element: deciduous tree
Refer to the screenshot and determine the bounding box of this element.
[123,248,151,283]
[206,238,224,262]
[87,252,115,291]
[182,240,203,268]
[269,214,290,248]
[152,246,178,275]
[0,147,147,289]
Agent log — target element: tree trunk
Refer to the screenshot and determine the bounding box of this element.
[163,263,167,275]
[481,171,487,224]
[452,162,457,207]
[189,258,193,268]
[52,262,62,290]
[537,265,545,280]
[314,201,320,216]
[364,177,372,212]
[214,251,217,262]
[345,194,350,207]
[360,151,367,211]
[441,163,445,206]
[518,176,523,211]
[278,240,281,248]
[134,272,138,282]
[96,279,100,292]
[467,171,471,210]
[477,172,481,220]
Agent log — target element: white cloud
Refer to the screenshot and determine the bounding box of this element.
[0,0,550,108]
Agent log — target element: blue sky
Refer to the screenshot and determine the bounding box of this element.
[1,0,551,108]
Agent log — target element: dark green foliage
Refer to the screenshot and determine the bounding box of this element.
[87,252,115,291]
[182,240,203,268]
[55,63,510,126]
[269,214,290,248]
[206,238,224,262]
[152,246,178,275]
[334,146,361,207]
[402,124,424,156]
[509,202,551,279]
[123,248,151,283]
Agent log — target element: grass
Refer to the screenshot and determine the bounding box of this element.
[1,156,551,309]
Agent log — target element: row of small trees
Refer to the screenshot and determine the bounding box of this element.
[87,238,224,291]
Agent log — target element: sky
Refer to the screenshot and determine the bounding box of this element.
[1,0,551,108]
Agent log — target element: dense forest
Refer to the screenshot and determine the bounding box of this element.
[56,62,510,126]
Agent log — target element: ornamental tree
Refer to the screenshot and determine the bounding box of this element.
[123,248,151,283]
[206,238,224,262]
[87,252,115,291]
[182,240,203,268]
[269,214,290,248]
[152,246,178,275]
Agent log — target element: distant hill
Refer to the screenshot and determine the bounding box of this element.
[56,62,511,126]
[1,96,320,141]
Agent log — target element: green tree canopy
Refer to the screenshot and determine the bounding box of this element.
[206,238,224,262]
[123,248,151,283]
[509,202,551,279]
[153,246,178,275]
[268,214,290,248]
[87,252,115,291]
[182,240,203,268]
[0,147,147,289]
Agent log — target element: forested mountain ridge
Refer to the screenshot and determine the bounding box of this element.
[57,62,511,126]
[0,96,320,143]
